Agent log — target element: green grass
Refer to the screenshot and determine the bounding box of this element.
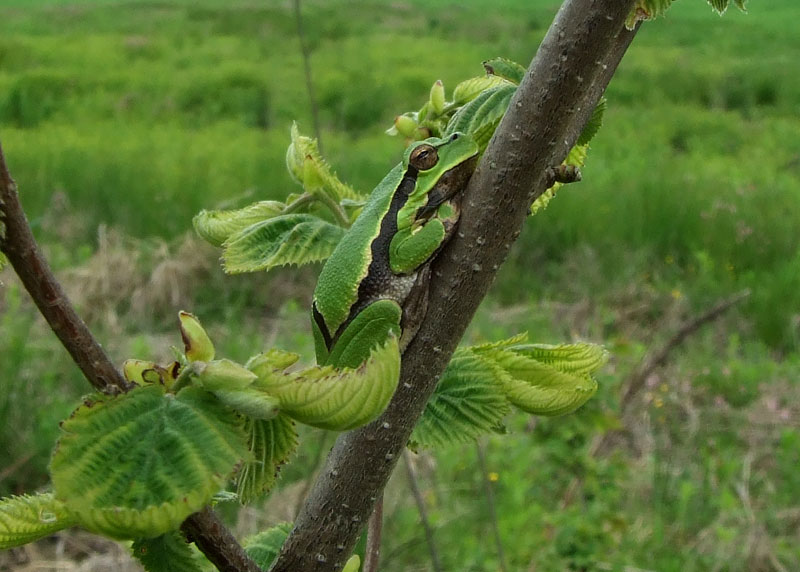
[1,0,799,570]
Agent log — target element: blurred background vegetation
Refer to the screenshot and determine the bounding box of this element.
[1,0,799,570]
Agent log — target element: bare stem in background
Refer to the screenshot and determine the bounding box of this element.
[0,141,259,572]
[363,496,383,572]
[402,450,443,572]
[476,439,508,572]
[293,0,324,153]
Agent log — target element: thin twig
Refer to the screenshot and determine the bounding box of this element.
[293,0,324,153]
[619,289,751,412]
[0,141,129,394]
[0,140,260,572]
[181,507,262,572]
[559,289,751,509]
[402,450,443,572]
[476,439,508,572]
[363,495,383,572]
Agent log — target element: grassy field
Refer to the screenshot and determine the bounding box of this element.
[1,1,799,570]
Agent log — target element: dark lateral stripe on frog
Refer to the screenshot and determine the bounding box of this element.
[312,165,420,351]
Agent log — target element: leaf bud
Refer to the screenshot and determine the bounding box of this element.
[179,311,215,362]
[429,80,445,115]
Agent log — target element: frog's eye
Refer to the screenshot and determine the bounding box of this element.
[409,144,439,171]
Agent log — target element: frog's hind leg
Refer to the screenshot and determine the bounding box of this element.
[399,265,432,352]
[327,299,402,369]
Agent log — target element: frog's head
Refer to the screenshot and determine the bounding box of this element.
[403,132,479,207]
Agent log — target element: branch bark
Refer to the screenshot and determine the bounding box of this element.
[270,1,639,570]
[0,142,129,394]
[0,142,260,572]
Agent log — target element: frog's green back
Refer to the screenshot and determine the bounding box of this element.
[313,163,405,336]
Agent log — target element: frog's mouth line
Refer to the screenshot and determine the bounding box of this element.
[416,153,479,219]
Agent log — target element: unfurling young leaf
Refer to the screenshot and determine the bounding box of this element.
[193,201,285,247]
[222,213,346,273]
[452,75,510,105]
[412,349,510,449]
[0,493,75,549]
[249,337,401,431]
[236,414,298,503]
[482,57,526,85]
[132,531,205,572]
[50,385,248,539]
[444,84,516,151]
[244,522,293,570]
[473,340,607,416]
[286,123,362,202]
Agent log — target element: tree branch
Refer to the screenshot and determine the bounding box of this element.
[270,1,639,569]
[0,142,260,572]
[0,141,129,394]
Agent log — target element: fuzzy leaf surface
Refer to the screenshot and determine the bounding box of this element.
[222,213,346,273]
[50,385,248,539]
[193,201,285,247]
[132,531,205,572]
[474,342,607,416]
[0,493,75,549]
[244,522,292,570]
[286,123,362,202]
[251,337,400,430]
[482,57,526,84]
[237,414,298,503]
[412,349,510,449]
[445,84,516,151]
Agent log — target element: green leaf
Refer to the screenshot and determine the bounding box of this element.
[222,213,346,274]
[286,123,362,202]
[212,387,280,420]
[473,341,607,416]
[50,385,249,539]
[0,493,76,549]
[237,414,298,503]
[132,531,205,572]
[412,349,510,449]
[251,337,400,430]
[482,57,526,85]
[452,75,511,105]
[576,98,606,147]
[193,201,285,247]
[244,522,292,570]
[445,84,516,151]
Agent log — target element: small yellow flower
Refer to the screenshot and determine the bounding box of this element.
[488,472,499,482]
[659,383,669,393]
[654,396,664,408]
[671,289,682,299]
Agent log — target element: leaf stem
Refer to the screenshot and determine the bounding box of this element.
[284,191,351,228]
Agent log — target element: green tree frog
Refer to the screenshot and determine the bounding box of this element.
[312,132,479,369]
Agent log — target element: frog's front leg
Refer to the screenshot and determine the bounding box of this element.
[388,200,461,275]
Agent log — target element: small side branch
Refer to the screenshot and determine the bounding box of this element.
[181,507,262,572]
[0,141,260,572]
[0,141,129,394]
